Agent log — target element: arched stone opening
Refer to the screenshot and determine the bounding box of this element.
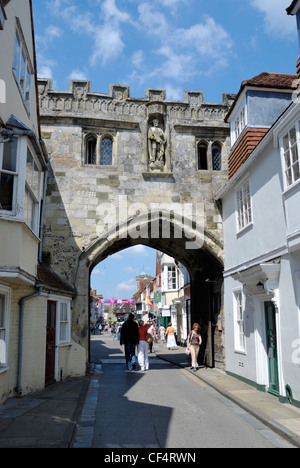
[73,214,224,370]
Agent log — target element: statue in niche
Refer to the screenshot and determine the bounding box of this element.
[148,119,167,171]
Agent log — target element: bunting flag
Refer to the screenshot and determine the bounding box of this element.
[95,299,134,305]
[145,296,153,306]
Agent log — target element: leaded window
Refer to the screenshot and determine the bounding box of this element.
[101,137,113,166]
[212,143,222,171]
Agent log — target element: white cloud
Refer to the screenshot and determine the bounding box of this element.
[68,69,89,80]
[250,0,295,39]
[116,277,136,291]
[126,245,150,256]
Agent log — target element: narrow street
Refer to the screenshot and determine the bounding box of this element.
[71,333,296,449]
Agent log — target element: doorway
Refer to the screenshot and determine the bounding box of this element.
[264,301,279,396]
[45,300,57,386]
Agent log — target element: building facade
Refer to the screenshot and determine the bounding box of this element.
[0,0,85,402]
[219,62,300,405]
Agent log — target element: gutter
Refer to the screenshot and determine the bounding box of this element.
[16,285,43,395]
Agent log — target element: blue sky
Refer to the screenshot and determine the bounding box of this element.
[90,245,157,299]
[31,0,299,298]
[33,0,299,103]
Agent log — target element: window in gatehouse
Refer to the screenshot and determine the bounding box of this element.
[198,142,208,170]
[101,137,113,166]
[85,135,97,164]
[212,142,222,171]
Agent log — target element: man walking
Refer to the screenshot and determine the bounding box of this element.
[120,314,139,371]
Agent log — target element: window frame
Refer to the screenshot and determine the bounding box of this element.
[0,284,11,372]
[100,135,113,166]
[12,20,33,114]
[24,146,42,234]
[197,142,208,170]
[230,98,247,147]
[235,177,253,234]
[212,141,222,171]
[0,137,19,215]
[233,289,246,354]
[167,266,177,291]
[280,122,300,190]
[58,300,71,345]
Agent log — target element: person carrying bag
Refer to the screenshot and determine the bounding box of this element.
[187,323,202,372]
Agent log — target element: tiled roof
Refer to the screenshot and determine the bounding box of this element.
[228,127,269,179]
[37,264,75,295]
[226,73,297,122]
[240,72,297,90]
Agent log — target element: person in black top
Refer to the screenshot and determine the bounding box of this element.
[120,313,139,371]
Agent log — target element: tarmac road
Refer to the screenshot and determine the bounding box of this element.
[81,333,296,449]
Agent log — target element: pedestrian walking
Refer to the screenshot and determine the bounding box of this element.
[137,320,152,371]
[165,322,177,350]
[187,323,202,372]
[147,321,155,353]
[159,324,166,342]
[120,314,139,371]
[117,323,122,341]
[111,324,116,340]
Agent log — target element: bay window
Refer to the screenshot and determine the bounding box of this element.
[0,285,10,370]
[0,137,18,212]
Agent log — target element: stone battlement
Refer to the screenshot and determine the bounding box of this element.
[38,79,236,125]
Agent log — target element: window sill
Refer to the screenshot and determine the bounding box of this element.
[0,366,9,374]
[236,222,253,237]
[282,178,300,197]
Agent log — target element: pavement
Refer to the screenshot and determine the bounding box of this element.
[0,336,299,448]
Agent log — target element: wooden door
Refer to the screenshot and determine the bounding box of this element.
[45,300,56,386]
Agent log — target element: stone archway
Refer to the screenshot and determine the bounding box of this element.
[73,212,224,368]
[38,79,233,373]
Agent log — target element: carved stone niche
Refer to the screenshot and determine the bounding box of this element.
[70,80,92,99]
[147,112,168,174]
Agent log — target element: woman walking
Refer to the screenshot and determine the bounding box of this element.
[165,322,177,350]
[187,323,202,372]
[137,320,151,371]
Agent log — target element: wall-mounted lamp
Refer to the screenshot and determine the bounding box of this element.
[256,281,265,292]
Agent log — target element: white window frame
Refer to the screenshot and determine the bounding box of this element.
[233,289,246,354]
[0,285,11,371]
[12,20,33,114]
[0,137,19,215]
[167,266,177,291]
[236,178,253,233]
[280,122,300,190]
[57,300,71,346]
[231,98,247,147]
[24,146,42,235]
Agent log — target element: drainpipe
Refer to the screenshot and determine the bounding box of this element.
[16,285,43,395]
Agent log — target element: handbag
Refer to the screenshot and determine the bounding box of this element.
[145,332,153,343]
[185,331,193,355]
